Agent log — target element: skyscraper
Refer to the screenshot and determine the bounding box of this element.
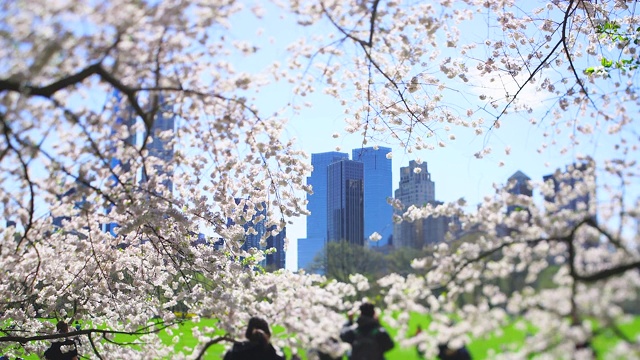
[352,146,393,247]
[506,170,532,214]
[104,91,137,236]
[543,161,595,214]
[394,160,448,249]
[266,225,286,271]
[142,98,175,193]
[104,94,175,237]
[227,198,268,267]
[235,199,267,253]
[394,160,435,207]
[327,159,364,245]
[297,152,348,271]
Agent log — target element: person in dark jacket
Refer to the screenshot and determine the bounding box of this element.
[223,317,285,360]
[44,321,79,360]
[437,343,472,360]
[340,303,394,360]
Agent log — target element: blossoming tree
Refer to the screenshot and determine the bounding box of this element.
[0,0,639,359]
[286,0,640,358]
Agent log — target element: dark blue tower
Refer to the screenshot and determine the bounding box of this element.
[326,159,364,245]
[352,146,393,247]
[297,151,348,271]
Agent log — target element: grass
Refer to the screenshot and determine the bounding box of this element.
[155,314,640,359]
[4,315,639,359]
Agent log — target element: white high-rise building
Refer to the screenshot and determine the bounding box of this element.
[393,160,453,249]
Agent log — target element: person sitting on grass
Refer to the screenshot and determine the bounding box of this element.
[223,317,285,360]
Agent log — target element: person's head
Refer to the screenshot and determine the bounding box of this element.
[359,302,375,318]
[56,321,69,334]
[245,317,271,344]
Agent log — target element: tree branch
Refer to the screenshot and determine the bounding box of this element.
[194,336,234,360]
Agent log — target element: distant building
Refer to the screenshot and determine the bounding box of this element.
[394,160,435,206]
[266,226,286,271]
[543,161,597,247]
[227,198,268,268]
[393,161,455,248]
[297,152,348,271]
[352,147,393,247]
[103,94,175,237]
[498,170,533,237]
[51,181,90,238]
[190,232,207,246]
[104,91,137,236]
[213,238,225,251]
[327,159,364,245]
[506,170,532,215]
[543,161,595,214]
[225,199,286,270]
[297,237,325,272]
[142,97,175,193]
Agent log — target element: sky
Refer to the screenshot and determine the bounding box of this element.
[220,3,629,271]
[12,1,632,272]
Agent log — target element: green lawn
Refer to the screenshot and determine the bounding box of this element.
[5,315,640,359]
[154,314,640,359]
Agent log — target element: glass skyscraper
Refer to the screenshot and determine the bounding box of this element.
[327,159,364,245]
[104,91,138,236]
[266,226,286,271]
[297,152,348,271]
[142,98,175,193]
[352,146,393,247]
[104,93,175,237]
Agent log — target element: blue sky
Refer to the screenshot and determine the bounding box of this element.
[222,3,629,270]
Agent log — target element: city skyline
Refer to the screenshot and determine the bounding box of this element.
[292,153,597,270]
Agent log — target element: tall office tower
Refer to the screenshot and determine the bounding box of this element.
[104,91,138,236]
[51,180,91,239]
[352,146,393,247]
[327,159,364,245]
[297,152,349,271]
[543,161,595,214]
[393,161,439,249]
[227,198,268,267]
[543,161,597,247]
[108,91,137,176]
[266,226,286,271]
[143,99,175,193]
[235,199,267,252]
[506,170,533,214]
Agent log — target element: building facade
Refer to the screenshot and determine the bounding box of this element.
[327,159,364,245]
[297,152,348,271]
[266,226,286,271]
[104,91,138,236]
[506,170,533,215]
[543,162,595,214]
[142,98,175,193]
[352,146,393,247]
[393,160,452,249]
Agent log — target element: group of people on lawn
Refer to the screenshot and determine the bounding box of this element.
[223,302,471,360]
[39,302,469,360]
